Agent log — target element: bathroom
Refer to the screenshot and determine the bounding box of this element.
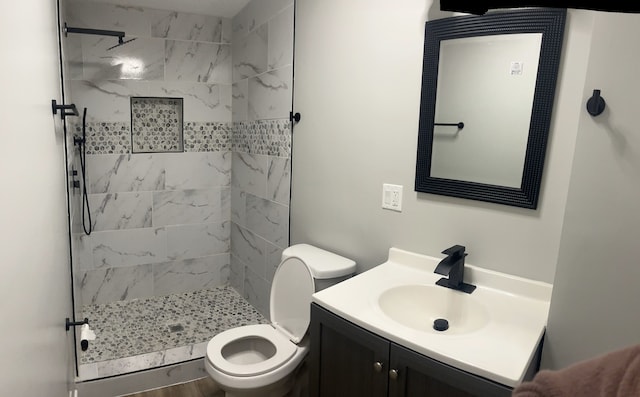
[2,0,640,395]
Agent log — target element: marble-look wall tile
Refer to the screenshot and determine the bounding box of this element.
[248,66,292,120]
[64,34,83,80]
[231,222,265,278]
[268,6,294,70]
[232,152,267,198]
[221,187,231,222]
[153,254,230,296]
[87,154,165,194]
[232,80,248,122]
[232,24,267,82]
[243,266,270,318]
[230,254,244,294]
[79,264,153,305]
[68,80,132,122]
[221,19,232,44]
[65,0,151,38]
[165,152,230,190]
[81,36,165,81]
[231,188,246,227]
[89,192,153,231]
[73,233,94,270]
[265,242,284,282]
[151,10,226,43]
[152,189,223,226]
[69,80,231,123]
[232,0,293,37]
[246,194,289,248]
[267,157,291,204]
[157,82,231,122]
[91,227,167,268]
[166,221,230,261]
[165,41,232,84]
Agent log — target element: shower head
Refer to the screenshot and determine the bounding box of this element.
[64,23,136,51]
[106,37,137,51]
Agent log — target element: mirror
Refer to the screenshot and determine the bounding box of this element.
[415,9,566,209]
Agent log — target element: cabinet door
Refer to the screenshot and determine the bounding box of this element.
[310,304,389,397]
[388,343,513,397]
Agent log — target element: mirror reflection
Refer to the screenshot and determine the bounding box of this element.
[431,33,542,188]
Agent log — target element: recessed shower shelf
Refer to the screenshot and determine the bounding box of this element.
[131,97,184,153]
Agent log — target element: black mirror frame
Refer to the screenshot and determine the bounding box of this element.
[415,8,566,209]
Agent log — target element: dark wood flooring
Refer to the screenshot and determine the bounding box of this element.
[122,377,224,397]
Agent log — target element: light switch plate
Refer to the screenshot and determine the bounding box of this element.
[382,184,403,212]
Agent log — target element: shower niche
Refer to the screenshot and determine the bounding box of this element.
[131,97,184,153]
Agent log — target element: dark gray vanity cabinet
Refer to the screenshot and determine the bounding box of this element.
[310,303,513,397]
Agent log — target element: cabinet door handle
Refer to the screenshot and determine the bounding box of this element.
[373,361,383,372]
[389,368,399,380]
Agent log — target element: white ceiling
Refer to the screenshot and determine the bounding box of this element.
[82,0,252,18]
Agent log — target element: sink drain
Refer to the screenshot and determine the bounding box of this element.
[433,318,449,331]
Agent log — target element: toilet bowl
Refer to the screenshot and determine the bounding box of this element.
[205,244,356,397]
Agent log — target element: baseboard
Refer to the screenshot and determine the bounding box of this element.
[75,358,208,397]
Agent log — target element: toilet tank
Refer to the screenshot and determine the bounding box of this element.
[282,244,356,291]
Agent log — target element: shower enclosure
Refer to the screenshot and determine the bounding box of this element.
[58,0,294,381]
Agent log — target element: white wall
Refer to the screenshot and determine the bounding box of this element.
[291,1,591,283]
[0,0,73,395]
[542,11,640,369]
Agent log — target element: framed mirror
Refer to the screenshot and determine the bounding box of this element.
[415,8,566,209]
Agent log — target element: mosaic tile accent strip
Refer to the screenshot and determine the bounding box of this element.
[72,122,131,155]
[131,97,184,153]
[233,119,291,157]
[80,285,267,364]
[184,122,232,152]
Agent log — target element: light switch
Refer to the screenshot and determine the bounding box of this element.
[382,184,403,212]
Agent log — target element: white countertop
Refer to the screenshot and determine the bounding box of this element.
[311,247,552,387]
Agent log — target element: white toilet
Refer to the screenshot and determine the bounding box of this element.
[205,244,356,397]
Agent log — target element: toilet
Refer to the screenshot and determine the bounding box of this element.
[204,244,356,397]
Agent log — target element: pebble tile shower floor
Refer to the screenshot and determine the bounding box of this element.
[80,285,267,365]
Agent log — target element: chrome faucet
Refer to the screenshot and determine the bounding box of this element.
[434,245,476,294]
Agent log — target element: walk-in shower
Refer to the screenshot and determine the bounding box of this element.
[59,0,295,384]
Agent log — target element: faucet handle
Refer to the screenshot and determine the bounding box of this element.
[441,245,466,258]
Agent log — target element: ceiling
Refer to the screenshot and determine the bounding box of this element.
[82,0,252,18]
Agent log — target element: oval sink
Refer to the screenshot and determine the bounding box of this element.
[377,285,490,335]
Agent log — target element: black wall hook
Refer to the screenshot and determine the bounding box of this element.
[290,111,301,124]
[586,89,606,116]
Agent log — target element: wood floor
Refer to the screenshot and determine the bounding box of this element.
[122,377,224,397]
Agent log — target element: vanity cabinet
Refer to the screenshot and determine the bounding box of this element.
[310,304,514,397]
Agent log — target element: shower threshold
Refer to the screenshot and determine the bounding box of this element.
[77,285,267,381]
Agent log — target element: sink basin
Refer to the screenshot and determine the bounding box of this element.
[377,284,490,335]
[312,247,552,387]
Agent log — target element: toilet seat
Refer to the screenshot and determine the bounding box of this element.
[207,324,297,377]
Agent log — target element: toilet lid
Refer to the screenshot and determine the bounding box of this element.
[207,324,297,377]
[270,256,315,343]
